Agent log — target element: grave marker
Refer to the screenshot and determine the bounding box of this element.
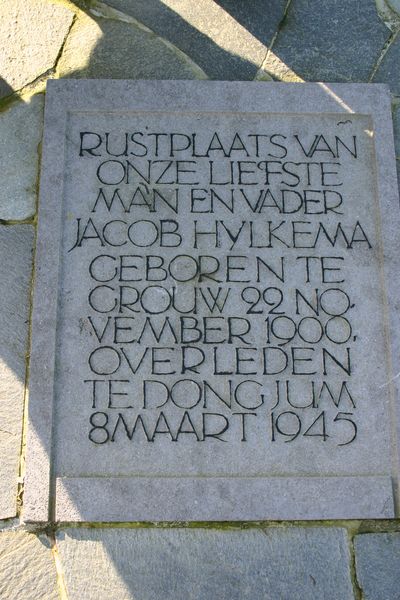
[24,81,400,521]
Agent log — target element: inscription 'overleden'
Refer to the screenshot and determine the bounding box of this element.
[25,82,400,522]
[63,119,370,450]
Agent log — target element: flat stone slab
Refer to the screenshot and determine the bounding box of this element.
[267,0,389,82]
[0,225,34,518]
[58,11,206,81]
[102,0,285,80]
[0,96,44,221]
[0,0,74,98]
[0,531,58,600]
[56,527,354,600]
[355,533,400,600]
[24,81,400,522]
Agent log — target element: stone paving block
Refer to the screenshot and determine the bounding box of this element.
[0,531,58,600]
[0,95,44,221]
[0,0,74,98]
[57,11,205,80]
[56,527,354,600]
[100,0,287,79]
[267,0,389,82]
[0,225,34,518]
[373,33,400,94]
[355,533,400,600]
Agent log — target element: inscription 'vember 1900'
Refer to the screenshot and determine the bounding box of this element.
[24,82,400,522]
[74,123,364,447]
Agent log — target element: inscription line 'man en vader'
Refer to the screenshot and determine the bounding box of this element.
[24,81,400,522]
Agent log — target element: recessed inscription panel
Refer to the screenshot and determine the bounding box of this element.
[56,111,388,477]
[25,82,400,521]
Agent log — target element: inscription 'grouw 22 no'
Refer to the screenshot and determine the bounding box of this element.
[67,125,372,447]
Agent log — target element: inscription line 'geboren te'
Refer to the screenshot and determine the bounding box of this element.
[63,122,372,451]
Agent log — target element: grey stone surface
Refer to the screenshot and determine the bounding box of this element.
[395,98,400,187]
[0,225,34,519]
[393,100,400,157]
[0,0,74,98]
[0,531,58,600]
[101,0,286,80]
[0,95,44,221]
[57,11,206,80]
[24,81,400,522]
[373,33,400,94]
[57,527,354,600]
[397,159,400,192]
[55,476,393,522]
[355,533,400,600]
[267,0,389,81]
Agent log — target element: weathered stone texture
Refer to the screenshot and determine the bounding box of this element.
[393,100,400,157]
[355,533,400,600]
[57,12,206,80]
[24,81,399,523]
[266,0,389,81]
[0,531,58,600]
[56,527,354,600]
[0,225,34,518]
[0,95,44,221]
[101,0,286,79]
[0,0,74,98]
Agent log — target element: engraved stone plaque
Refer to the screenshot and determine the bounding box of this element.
[24,81,400,521]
